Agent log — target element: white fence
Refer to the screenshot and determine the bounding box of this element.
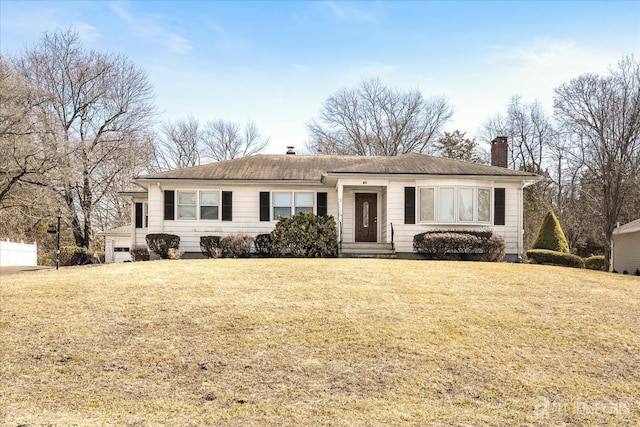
[0,240,38,267]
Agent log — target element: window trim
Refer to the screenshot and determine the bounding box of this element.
[418,186,494,225]
[175,189,223,221]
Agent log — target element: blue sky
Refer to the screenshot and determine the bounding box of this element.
[1,1,639,154]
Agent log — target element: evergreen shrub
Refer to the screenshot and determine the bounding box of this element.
[584,255,605,271]
[271,213,338,258]
[526,249,584,268]
[531,211,570,253]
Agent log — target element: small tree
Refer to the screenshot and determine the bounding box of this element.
[531,211,570,253]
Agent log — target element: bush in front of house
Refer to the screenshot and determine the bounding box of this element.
[271,212,338,258]
[131,246,150,261]
[254,233,273,257]
[200,236,222,258]
[584,255,605,271]
[525,249,585,269]
[531,210,570,253]
[59,246,103,266]
[145,233,180,259]
[412,230,506,261]
[220,234,254,258]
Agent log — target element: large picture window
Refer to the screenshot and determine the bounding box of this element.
[419,186,494,224]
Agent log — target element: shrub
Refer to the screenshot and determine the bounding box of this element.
[220,234,254,258]
[254,234,273,257]
[531,211,570,254]
[525,249,585,268]
[131,246,150,261]
[584,255,605,271]
[636,269,640,277]
[168,248,184,260]
[200,236,221,258]
[412,230,506,262]
[145,233,180,259]
[271,213,338,258]
[59,246,95,266]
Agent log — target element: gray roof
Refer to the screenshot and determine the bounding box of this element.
[614,218,640,235]
[137,154,539,182]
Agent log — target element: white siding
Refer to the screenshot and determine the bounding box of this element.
[386,179,523,256]
[148,184,336,253]
[613,231,640,274]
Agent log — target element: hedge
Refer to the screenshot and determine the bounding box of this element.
[200,236,221,259]
[131,246,150,261]
[584,255,605,271]
[254,234,273,257]
[413,230,506,262]
[526,249,585,268]
[59,246,105,266]
[145,233,180,259]
[220,234,254,258]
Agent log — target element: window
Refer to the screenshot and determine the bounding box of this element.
[177,191,197,219]
[419,186,495,224]
[135,202,148,228]
[478,188,491,222]
[273,192,292,218]
[419,188,435,222]
[174,190,225,220]
[200,191,219,220]
[458,188,474,222]
[272,191,315,219]
[295,192,314,214]
[438,188,455,222]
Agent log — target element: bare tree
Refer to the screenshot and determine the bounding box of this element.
[554,56,640,270]
[12,29,156,248]
[202,120,269,161]
[307,78,453,156]
[152,116,202,171]
[0,56,55,205]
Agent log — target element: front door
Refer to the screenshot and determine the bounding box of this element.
[355,193,377,242]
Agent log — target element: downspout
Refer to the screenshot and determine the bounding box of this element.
[518,182,524,262]
[157,182,163,233]
[337,183,343,257]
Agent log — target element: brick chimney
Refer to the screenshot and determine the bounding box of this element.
[490,136,508,168]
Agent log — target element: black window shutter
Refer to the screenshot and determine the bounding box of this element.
[164,190,175,220]
[404,187,416,224]
[135,203,143,228]
[259,192,270,221]
[222,191,232,221]
[317,192,328,216]
[494,188,506,225]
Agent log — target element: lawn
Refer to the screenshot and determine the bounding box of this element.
[1,259,638,426]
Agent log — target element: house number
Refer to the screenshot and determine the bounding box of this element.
[363,181,367,185]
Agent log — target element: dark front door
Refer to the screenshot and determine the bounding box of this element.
[355,193,377,242]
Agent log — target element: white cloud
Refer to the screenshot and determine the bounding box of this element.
[110,1,133,23]
[321,1,378,23]
[73,21,101,42]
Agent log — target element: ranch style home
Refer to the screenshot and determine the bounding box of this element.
[103,138,540,262]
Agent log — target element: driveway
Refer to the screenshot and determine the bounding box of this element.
[0,266,53,276]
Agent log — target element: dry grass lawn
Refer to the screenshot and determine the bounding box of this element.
[1,259,639,426]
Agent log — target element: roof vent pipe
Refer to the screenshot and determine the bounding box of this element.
[286,146,296,155]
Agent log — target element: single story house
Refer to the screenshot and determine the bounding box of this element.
[611,218,640,274]
[106,138,540,262]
